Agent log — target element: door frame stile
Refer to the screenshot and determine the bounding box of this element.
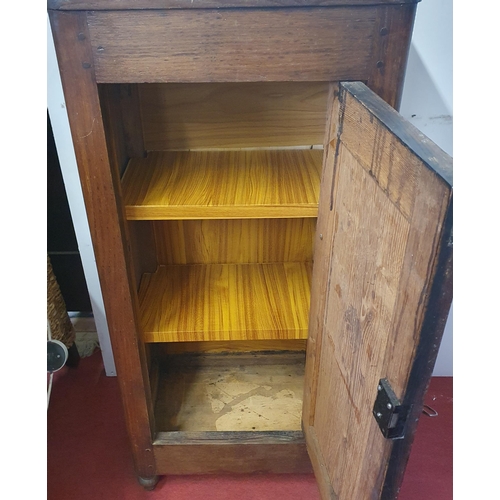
[366,3,417,110]
[303,83,341,426]
[48,9,156,480]
[381,196,453,499]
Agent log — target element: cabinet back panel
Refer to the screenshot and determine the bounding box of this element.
[140,82,328,150]
[153,219,315,265]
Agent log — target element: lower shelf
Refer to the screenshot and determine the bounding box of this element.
[138,262,312,342]
[154,351,305,432]
[151,351,312,475]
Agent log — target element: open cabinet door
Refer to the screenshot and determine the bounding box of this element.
[303,82,452,500]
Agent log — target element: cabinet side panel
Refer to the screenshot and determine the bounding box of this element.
[366,4,417,109]
[49,10,156,478]
[99,85,157,284]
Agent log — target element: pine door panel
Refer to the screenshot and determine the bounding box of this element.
[303,82,452,500]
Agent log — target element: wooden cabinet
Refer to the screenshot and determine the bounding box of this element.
[48,1,452,498]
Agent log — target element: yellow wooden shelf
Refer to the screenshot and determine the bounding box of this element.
[138,262,312,342]
[122,150,322,220]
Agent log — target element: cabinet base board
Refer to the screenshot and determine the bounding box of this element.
[153,431,312,475]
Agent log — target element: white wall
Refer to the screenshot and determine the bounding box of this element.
[400,0,453,376]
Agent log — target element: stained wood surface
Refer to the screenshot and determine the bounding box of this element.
[122,150,322,220]
[49,10,157,478]
[127,221,158,287]
[153,431,312,475]
[366,4,416,110]
[138,262,311,342]
[155,352,304,432]
[154,340,307,355]
[382,199,452,498]
[49,0,421,10]
[303,82,452,499]
[140,82,328,150]
[302,83,340,428]
[98,84,130,176]
[87,8,377,83]
[153,219,315,264]
[117,84,147,159]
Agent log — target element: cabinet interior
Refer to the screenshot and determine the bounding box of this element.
[152,350,306,432]
[98,81,330,434]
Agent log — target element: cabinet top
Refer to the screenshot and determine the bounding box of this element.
[48,0,420,10]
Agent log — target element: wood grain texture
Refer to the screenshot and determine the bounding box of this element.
[138,263,311,342]
[98,86,157,287]
[366,4,417,109]
[117,84,147,159]
[154,352,305,432]
[313,145,410,499]
[154,340,307,355]
[341,82,452,185]
[99,84,146,169]
[303,82,452,499]
[153,431,312,474]
[302,83,340,428]
[304,426,339,500]
[49,0,421,10]
[122,150,322,220]
[49,10,156,479]
[153,219,315,264]
[140,82,328,150]
[381,196,452,499]
[98,84,129,176]
[127,221,158,286]
[340,93,419,220]
[87,8,377,83]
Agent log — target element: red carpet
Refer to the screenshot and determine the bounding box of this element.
[47,351,452,499]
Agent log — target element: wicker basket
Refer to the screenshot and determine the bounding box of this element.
[47,255,75,348]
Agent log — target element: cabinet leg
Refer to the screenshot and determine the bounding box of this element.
[138,475,159,491]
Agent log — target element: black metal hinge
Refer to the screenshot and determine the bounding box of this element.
[373,378,410,440]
